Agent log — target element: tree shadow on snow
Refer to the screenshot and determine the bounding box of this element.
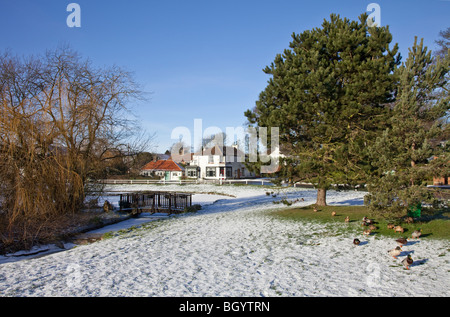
[332,198,365,206]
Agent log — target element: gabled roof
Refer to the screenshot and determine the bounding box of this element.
[142,159,184,171]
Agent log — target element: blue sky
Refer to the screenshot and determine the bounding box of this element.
[0,0,449,152]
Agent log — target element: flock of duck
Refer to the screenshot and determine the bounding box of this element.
[351,216,423,270]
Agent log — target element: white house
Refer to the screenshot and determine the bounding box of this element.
[185,145,255,180]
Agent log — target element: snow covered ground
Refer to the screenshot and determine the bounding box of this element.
[0,184,449,297]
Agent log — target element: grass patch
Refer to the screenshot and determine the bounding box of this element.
[271,205,450,240]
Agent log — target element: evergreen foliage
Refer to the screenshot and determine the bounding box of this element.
[365,37,450,217]
[245,13,400,205]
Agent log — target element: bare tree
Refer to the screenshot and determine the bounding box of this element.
[0,47,149,251]
[435,27,450,58]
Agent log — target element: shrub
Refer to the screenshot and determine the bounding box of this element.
[184,204,202,213]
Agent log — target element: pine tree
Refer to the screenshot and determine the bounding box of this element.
[365,37,450,217]
[245,13,400,205]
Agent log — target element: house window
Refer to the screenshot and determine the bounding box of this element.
[218,167,233,178]
[206,167,216,177]
[187,169,197,177]
[208,155,214,164]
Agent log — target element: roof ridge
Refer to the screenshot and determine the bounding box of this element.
[142,159,184,171]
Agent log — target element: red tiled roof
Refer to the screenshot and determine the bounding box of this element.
[142,160,184,171]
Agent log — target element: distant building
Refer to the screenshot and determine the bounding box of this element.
[433,176,449,186]
[430,155,449,186]
[185,145,255,180]
[152,153,171,161]
[140,159,185,181]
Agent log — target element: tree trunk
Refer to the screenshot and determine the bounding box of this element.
[410,142,416,185]
[316,188,327,206]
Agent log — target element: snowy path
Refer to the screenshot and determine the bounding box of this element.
[0,185,449,297]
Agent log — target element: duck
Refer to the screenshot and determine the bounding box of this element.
[387,223,395,230]
[363,229,371,236]
[369,224,377,231]
[411,229,422,239]
[362,217,375,226]
[313,206,318,213]
[404,217,414,224]
[394,226,404,233]
[331,211,337,217]
[396,237,408,248]
[344,216,350,223]
[388,246,402,259]
[402,254,414,270]
[353,238,361,246]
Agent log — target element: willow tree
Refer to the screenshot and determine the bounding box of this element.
[245,13,400,205]
[0,47,147,251]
